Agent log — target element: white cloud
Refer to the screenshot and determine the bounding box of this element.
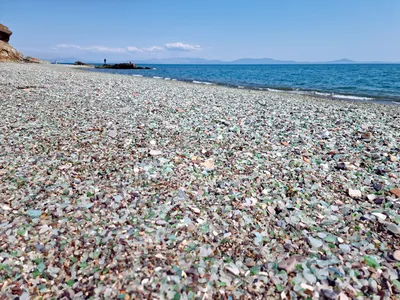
[55,44,126,53]
[164,42,201,51]
[55,42,202,53]
[142,46,164,52]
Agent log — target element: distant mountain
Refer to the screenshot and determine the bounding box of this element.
[324,58,355,64]
[229,57,298,64]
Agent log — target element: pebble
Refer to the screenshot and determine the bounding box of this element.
[393,250,400,261]
[387,223,400,235]
[361,132,373,140]
[321,289,339,300]
[149,150,163,156]
[2,62,400,299]
[371,212,386,220]
[108,129,117,138]
[336,162,356,170]
[277,256,303,273]
[389,154,397,162]
[201,158,215,170]
[156,220,167,226]
[348,188,362,199]
[390,188,400,198]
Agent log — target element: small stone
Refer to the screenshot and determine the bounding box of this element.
[336,162,356,171]
[337,237,344,243]
[202,158,215,170]
[267,206,275,215]
[387,223,400,235]
[26,209,42,218]
[226,265,241,276]
[156,220,167,226]
[321,289,339,300]
[390,188,400,198]
[389,155,397,162]
[367,194,377,201]
[108,129,117,138]
[393,250,400,261]
[348,188,362,199]
[361,132,373,140]
[374,198,384,205]
[339,244,351,252]
[321,130,330,139]
[277,256,303,273]
[309,236,323,248]
[189,206,201,214]
[149,150,162,156]
[373,182,383,191]
[371,212,386,220]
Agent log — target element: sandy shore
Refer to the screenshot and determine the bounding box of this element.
[0,62,399,299]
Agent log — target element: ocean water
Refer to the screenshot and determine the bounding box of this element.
[87,64,400,104]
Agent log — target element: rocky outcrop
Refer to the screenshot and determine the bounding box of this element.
[23,56,50,64]
[74,61,94,67]
[0,23,23,62]
[0,24,12,43]
[0,23,50,63]
[95,63,152,70]
[0,40,24,62]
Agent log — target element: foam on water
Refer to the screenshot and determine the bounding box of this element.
[332,94,373,101]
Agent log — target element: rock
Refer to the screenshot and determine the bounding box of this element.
[74,61,94,67]
[277,255,303,273]
[373,182,383,191]
[372,212,386,220]
[393,250,400,261]
[23,56,50,64]
[321,289,339,300]
[0,40,23,62]
[108,129,117,138]
[348,188,362,199]
[156,220,167,226]
[390,188,400,198]
[226,264,241,276]
[0,23,12,43]
[387,223,400,235]
[367,194,377,201]
[336,162,356,170]
[374,198,384,205]
[0,24,24,62]
[149,150,162,156]
[361,132,373,140]
[95,63,152,70]
[321,130,330,139]
[202,158,215,170]
[389,155,397,162]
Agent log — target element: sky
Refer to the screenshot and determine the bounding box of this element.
[1,0,399,62]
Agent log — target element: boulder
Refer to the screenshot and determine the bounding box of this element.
[74,61,94,67]
[0,24,12,43]
[0,40,24,62]
[95,63,152,70]
[23,56,50,64]
[0,23,24,62]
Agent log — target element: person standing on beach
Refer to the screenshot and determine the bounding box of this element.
[104,58,106,65]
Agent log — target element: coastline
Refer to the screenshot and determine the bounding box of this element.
[1,62,399,299]
[80,63,400,106]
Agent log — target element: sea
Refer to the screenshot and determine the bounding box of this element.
[81,64,400,105]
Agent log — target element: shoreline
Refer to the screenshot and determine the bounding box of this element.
[77,63,400,106]
[0,62,399,299]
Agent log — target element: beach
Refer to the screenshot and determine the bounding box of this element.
[1,62,400,299]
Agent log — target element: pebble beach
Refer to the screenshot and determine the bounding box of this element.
[1,62,400,299]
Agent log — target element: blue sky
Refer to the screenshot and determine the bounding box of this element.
[1,0,399,62]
